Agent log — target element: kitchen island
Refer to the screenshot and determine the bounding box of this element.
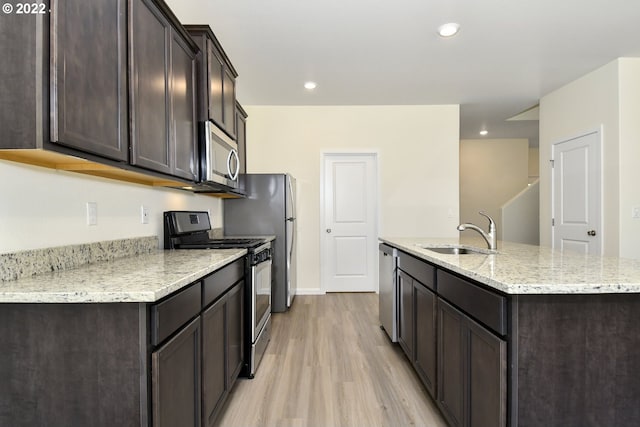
[380,237,640,427]
[0,244,247,427]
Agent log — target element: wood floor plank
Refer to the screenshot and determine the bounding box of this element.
[216,293,448,427]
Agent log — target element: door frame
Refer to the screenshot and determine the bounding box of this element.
[550,127,603,254]
[319,151,380,294]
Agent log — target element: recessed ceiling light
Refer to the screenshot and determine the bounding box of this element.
[479,130,489,136]
[437,23,460,38]
[304,81,317,90]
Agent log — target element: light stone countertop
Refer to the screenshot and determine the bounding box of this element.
[380,237,640,295]
[0,249,246,303]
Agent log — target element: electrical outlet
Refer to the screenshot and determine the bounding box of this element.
[632,206,640,219]
[86,202,97,226]
[141,205,150,224]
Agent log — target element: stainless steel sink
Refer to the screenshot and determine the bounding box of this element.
[417,245,496,255]
[427,247,481,255]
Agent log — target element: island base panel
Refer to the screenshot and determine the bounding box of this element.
[515,294,640,427]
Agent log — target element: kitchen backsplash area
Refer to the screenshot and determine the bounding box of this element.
[0,236,158,282]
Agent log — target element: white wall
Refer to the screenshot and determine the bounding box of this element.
[618,58,640,258]
[539,60,620,255]
[243,105,460,292]
[528,147,539,182]
[539,57,640,259]
[0,160,223,253]
[501,180,539,245]
[459,139,529,240]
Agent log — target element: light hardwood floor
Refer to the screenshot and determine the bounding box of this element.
[216,293,448,427]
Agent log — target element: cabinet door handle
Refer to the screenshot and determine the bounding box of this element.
[326,229,332,233]
[587,230,597,236]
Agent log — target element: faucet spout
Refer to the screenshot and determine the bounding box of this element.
[457,211,497,250]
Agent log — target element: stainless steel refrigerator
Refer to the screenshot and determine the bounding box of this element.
[223,174,297,312]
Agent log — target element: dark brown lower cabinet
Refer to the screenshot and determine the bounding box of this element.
[398,270,414,358]
[390,246,640,427]
[0,260,245,427]
[437,299,466,427]
[0,304,144,427]
[152,317,201,427]
[202,280,244,427]
[437,298,506,427]
[414,281,437,398]
[226,281,244,385]
[202,296,226,426]
[468,318,506,427]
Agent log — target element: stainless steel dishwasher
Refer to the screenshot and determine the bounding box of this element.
[379,243,398,342]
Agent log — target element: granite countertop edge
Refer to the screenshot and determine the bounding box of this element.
[380,237,640,295]
[0,249,247,303]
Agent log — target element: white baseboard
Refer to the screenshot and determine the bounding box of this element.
[293,288,325,296]
[293,289,381,296]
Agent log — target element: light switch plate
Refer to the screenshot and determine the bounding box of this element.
[86,202,97,226]
[632,206,640,219]
[141,205,149,224]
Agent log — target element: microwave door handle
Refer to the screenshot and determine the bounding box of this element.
[227,149,240,180]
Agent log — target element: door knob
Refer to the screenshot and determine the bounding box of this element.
[326,229,332,233]
[587,230,597,236]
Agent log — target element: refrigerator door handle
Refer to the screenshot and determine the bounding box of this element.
[286,176,296,307]
[287,176,296,260]
[287,176,296,219]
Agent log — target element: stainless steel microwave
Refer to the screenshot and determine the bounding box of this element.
[201,120,239,189]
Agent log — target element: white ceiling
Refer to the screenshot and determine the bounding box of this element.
[168,0,640,146]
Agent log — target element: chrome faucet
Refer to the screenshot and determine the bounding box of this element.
[457,211,497,250]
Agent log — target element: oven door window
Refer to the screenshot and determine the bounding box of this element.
[253,259,271,339]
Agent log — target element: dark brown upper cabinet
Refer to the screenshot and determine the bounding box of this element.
[0,0,202,187]
[234,102,248,194]
[50,0,129,161]
[130,0,199,181]
[185,25,238,139]
[0,0,129,161]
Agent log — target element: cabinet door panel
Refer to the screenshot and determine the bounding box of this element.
[50,0,128,161]
[414,282,437,398]
[130,0,171,173]
[152,317,201,427]
[397,270,413,359]
[170,31,198,180]
[207,42,224,126]
[437,299,466,427]
[235,106,246,175]
[202,297,227,427]
[222,69,236,137]
[468,319,507,427]
[226,281,244,386]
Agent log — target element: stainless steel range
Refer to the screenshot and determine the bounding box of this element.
[164,210,271,378]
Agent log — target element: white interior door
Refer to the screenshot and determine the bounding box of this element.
[321,153,378,292]
[552,130,602,255]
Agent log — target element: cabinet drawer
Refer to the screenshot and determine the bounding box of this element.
[151,282,201,346]
[398,251,435,290]
[203,257,245,307]
[437,270,507,336]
